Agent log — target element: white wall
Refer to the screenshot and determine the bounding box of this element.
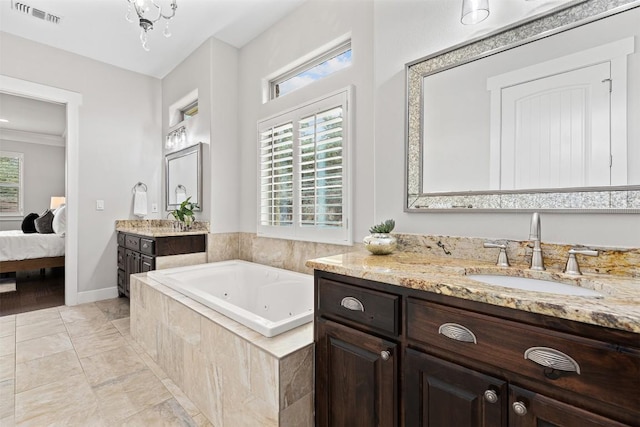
[162,37,239,232]
[237,0,375,242]
[0,140,65,230]
[0,32,162,294]
[374,1,640,247]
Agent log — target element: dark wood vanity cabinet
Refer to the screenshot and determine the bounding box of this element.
[117,231,206,297]
[314,271,640,427]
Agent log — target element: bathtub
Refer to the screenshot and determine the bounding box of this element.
[146,260,314,337]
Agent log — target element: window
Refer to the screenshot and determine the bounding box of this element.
[270,42,352,100]
[258,89,351,245]
[0,151,24,216]
[180,100,198,121]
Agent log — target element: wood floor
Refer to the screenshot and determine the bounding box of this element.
[0,268,64,316]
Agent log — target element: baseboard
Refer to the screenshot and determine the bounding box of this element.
[76,286,119,304]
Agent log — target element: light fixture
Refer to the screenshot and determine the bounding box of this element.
[125,0,177,51]
[50,196,66,210]
[166,126,187,150]
[461,0,490,25]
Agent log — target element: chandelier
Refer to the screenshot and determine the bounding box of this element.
[125,0,177,51]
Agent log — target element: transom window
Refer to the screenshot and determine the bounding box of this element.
[258,89,352,245]
[270,41,352,100]
[0,151,24,216]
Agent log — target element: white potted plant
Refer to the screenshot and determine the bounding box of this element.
[363,219,397,255]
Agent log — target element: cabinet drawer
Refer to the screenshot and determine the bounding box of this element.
[117,232,125,246]
[318,278,400,335]
[406,298,640,414]
[117,247,125,270]
[140,238,155,255]
[125,235,140,250]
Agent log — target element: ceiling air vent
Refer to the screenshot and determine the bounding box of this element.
[11,1,62,25]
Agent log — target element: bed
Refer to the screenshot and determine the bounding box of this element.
[0,230,65,273]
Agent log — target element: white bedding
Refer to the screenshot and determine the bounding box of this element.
[0,230,65,262]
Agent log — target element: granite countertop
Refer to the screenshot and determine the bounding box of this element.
[115,219,209,237]
[306,251,640,334]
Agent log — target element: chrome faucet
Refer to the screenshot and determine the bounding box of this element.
[564,247,599,275]
[529,212,545,270]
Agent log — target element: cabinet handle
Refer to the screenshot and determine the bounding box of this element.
[438,323,477,344]
[512,401,528,416]
[483,389,498,404]
[340,296,365,312]
[380,350,391,361]
[524,347,580,374]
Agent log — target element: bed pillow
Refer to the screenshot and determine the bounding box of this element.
[21,213,39,234]
[52,204,67,235]
[34,209,54,234]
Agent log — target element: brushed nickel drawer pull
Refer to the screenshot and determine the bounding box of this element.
[512,401,528,416]
[341,296,365,312]
[524,347,580,374]
[380,350,391,361]
[438,323,477,344]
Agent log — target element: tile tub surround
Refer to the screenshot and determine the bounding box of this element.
[130,274,314,426]
[306,250,640,334]
[116,219,210,237]
[0,300,211,426]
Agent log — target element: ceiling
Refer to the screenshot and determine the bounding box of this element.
[0,0,307,78]
[0,93,66,145]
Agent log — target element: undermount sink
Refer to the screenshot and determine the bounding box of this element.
[467,274,604,298]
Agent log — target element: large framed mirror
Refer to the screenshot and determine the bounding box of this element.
[406,0,640,212]
[165,142,202,211]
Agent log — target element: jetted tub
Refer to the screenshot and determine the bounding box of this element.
[147,260,313,337]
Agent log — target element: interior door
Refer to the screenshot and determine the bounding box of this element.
[500,62,611,190]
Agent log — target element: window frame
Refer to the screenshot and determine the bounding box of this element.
[257,87,353,245]
[270,41,352,100]
[0,151,24,218]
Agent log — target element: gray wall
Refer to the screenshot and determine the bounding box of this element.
[0,140,65,230]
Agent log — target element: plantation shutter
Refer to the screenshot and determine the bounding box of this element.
[260,122,294,226]
[257,88,351,245]
[298,106,344,228]
[0,152,23,215]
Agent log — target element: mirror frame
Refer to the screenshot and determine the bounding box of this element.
[406,0,640,213]
[165,142,203,211]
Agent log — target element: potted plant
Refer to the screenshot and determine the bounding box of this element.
[170,196,198,230]
[363,219,397,255]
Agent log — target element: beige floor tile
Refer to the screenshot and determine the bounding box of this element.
[0,379,14,420]
[71,328,128,359]
[93,368,171,424]
[139,350,168,380]
[65,317,118,340]
[0,320,15,338]
[15,308,60,327]
[14,373,100,427]
[162,378,200,417]
[59,303,106,324]
[15,332,72,364]
[0,354,14,382]
[0,414,15,427]
[80,344,146,387]
[0,314,16,323]
[0,335,15,357]
[95,298,130,321]
[192,412,214,427]
[111,317,131,336]
[15,349,82,394]
[118,398,197,427]
[15,318,66,343]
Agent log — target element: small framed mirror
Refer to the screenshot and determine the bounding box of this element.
[165,143,202,211]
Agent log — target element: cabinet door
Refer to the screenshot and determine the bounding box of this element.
[124,249,140,297]
[315,318,397,427]
[404,348,507,427]
[508,385,632,427]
